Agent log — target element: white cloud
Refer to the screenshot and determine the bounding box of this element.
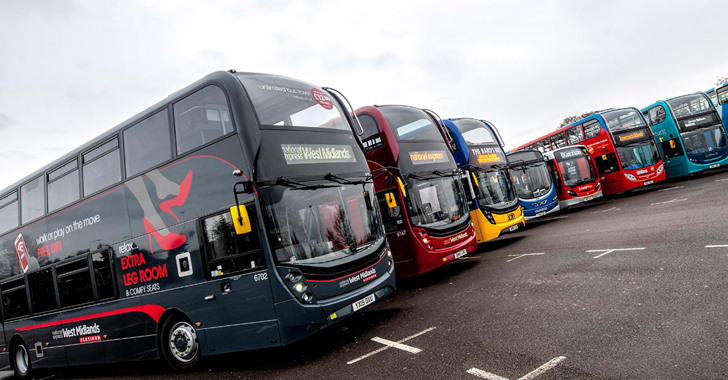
[1,0,727,189]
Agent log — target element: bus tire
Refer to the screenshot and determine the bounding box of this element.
[10,339,31,380]
[159,314,201,372]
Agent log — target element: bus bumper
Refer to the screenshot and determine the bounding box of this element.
[560,190,603,208]
[524,203,560,221]
[474,208,525,243]
[319,263,396,326]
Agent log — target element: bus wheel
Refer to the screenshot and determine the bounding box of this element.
[159,314,201,372]
[11,339,31,379]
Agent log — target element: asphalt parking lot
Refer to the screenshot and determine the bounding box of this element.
[7,168,728,380]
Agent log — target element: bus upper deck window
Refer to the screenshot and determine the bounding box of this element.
[174,86,233,155]
[0,192,18,234]
[649,106,666,125]
[583,120,601,140]
[82,138,121,196]
[20,176,44,224]
[124,110,172,177]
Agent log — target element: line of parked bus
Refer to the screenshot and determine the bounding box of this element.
[0,70,724,378]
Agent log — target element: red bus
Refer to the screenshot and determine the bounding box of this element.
[511,107,666,195]
[542,145,603,207]
[355,105,478,278]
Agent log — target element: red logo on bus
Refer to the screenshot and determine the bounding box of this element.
[311,88,333,110]
[14,234,30,273]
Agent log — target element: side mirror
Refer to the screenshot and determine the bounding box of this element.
[230,205,252,235]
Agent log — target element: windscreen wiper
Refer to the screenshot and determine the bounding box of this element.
[324,173,371,185]
[276,177,340,190]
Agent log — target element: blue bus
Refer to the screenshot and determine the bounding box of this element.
[642,93,728,178]
[706,86,724,118]
[715,83,728,127]
[441,118,524,243]
[0,71,396,377]
[506,150,560,220]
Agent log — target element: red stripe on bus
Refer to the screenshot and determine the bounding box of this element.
[307,254,386,283]
[15,304,166,331]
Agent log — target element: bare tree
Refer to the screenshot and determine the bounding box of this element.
[557,108,614,129]
[715,77,728,87]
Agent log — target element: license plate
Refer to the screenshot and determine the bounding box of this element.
[535,212,546,217]
[352,294,376,312]
[644,180,653,186]
[710,164,720,169]
[584,196,593,201]
[454,249,467,259]
[509,224,519,232]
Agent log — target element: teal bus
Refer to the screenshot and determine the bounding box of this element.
[641,93,728,178]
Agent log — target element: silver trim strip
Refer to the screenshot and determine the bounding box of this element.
[198,319,277,331]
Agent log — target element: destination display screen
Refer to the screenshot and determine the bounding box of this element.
[614,128,650,144]
[677,113,719,131]
[281,144,357,165]
[470,146,505,165]
[409,150,450,165]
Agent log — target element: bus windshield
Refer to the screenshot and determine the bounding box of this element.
[473,168,518,210]
[405,175,468,230]
[510,162,552,200]
[238,74,350,130]
[681,125,728,157]
[260,182,383,266]
[554,149,596,187]
[380,106,442,141]
[451,119,497,145]
[602,109,646,132]
[667,94,713,120]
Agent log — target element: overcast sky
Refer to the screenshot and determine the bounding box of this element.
[1,0,726,190]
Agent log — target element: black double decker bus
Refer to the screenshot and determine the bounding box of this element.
[0,71,395,377]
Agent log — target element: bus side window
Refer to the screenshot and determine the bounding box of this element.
[28,268,56,314]
[359,114,383,151]
[83,138,122,196]
[649,106,666,125]
[1,277,29,320]
[566,125,584,145]
[583,120,601,139]
[92,250,116,301]
[201,205,265,279]
[547,161,561,190]
[173,85,233,155]
[0,192,18,235]
[124,109,172,177]
[376,191,404,233]
[57,258,95,308]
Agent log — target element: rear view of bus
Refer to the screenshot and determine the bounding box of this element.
[442,118,524,242]
[642,94,728,178]
[355,105,477,278]
[543,145,603,208]
[507,149,560,220]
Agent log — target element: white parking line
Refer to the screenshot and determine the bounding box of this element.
[706,245,728,248]
[467,356,567,380]
[467,368,510,380]
[715,178,728,183]
[651,198,687,205]
[658,186,684,192]
[370,337,422,353]
[347,327,435,365]
[506,253,545,263]
[587,247,645,259]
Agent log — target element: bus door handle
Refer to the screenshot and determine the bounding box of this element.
[205,295,216,301]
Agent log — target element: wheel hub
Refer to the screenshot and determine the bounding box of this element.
[169,322,198,362]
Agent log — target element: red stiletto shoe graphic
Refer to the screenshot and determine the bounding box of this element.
[160,171,193,222]
[144,219,187,254]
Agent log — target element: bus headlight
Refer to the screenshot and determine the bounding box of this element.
[293,282,305,293]
[656,165,664,175]
[552,195,558,202]
[566,190,577,196]
[624,173,637,181]
[595,182,601,191]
